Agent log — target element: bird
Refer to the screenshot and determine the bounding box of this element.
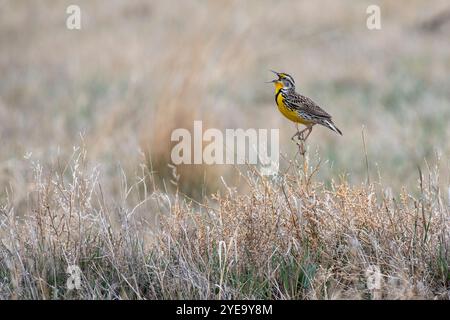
[268,71,342,143]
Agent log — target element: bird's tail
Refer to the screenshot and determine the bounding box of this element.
[322,119,343,136]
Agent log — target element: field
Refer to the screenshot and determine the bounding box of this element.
[0,0,449,299]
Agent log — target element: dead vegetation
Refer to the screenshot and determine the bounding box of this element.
[0,147,448,299]
[1,0,450,300]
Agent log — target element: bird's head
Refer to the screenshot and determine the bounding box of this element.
[267,70,295,90]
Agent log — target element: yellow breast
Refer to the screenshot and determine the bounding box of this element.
[275,85,311,125]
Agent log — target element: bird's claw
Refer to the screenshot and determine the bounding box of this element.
[291,130,305,142]
[296,140,306,156]
[291,131,306,156]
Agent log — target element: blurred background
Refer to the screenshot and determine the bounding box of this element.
[1,0,450,205]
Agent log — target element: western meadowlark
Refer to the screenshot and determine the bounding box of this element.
[268,71,342,146]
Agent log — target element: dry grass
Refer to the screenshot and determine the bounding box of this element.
[0,145,448,299]
[1,1,450,299]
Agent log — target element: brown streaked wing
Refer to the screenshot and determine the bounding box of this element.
[284,91,332,119]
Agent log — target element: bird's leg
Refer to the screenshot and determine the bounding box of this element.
[303,125,314,141]
[291,125,314,157]
[291,124,302,141]
[291,125,307,141]
[296,126,311,141]
[289,124,306,155]
[291,132,297,141]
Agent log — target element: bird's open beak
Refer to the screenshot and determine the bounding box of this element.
[266,70,280,83]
